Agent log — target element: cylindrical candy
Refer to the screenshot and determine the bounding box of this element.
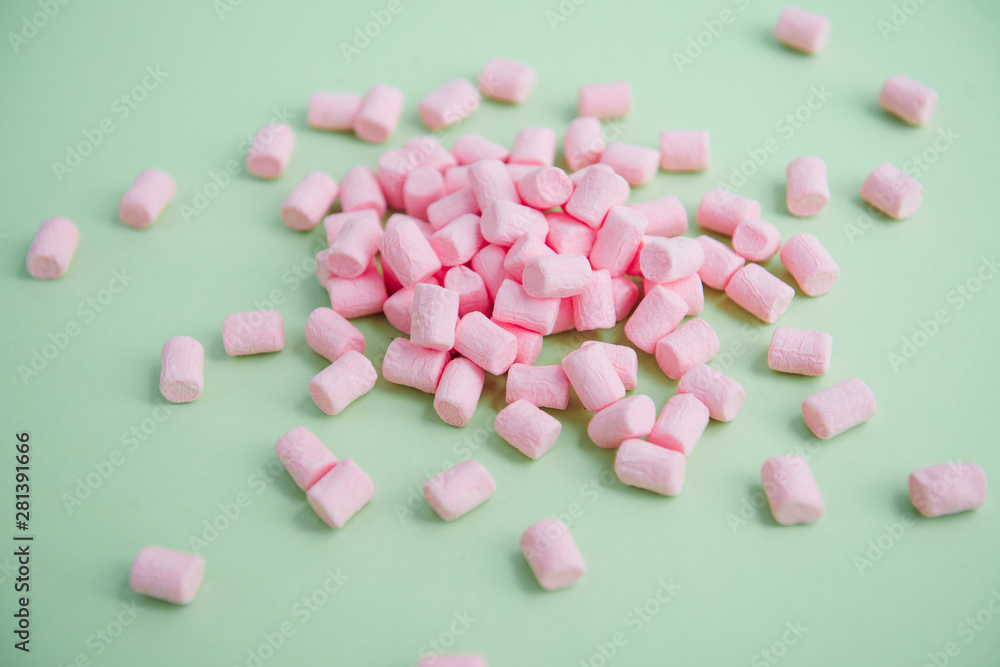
[780,233,839,296]
[656,273,705,317]
[469,159,520,211]
[582,341,638,390]
[493,320,543,366]
[589,206,647,277]
[761,456,824,525]
[308,91,361,131]
[572,268,616,331]
[775,6,831,54]
[587,395,656,449]
[309,350,377,415]
[423,459,496,520]
[860,162,924,220]
[327,261,388,318]
[470,243,510,302]
[410,284,460,351]
[910,463,988,518]
[281,172,338,231]
[452,133,509,165]
[624,284,688,354]
[640,236,704,283]
[454,311,518,375]
[328,210,383,279]
[307,459,374,528]
[562,344,626,412]
[119,169,176,228]
[564,164,625,229]
[377,148,417,210]
[223,311,285,356]
[630,195,688,237]
[880,75,938,126]
[503,234,554,282]
[786,157,830,217]
[379,216,442,287]
[247,124,294,179]
[659,130,710,172]
[419,79,480,130]
[382,338,449,393]
[768,326,832,376]
[655,318,720,380]
[404,165,446,221]
[481,201,548,247]
[353,84,404,143]
[338,166,386,217]
[495,399,561,460]
[611,276,640,322]
[677,363,744,422]
[520,519,585,590]
[523,254,593,299]
[725,264,794,323]
[615,439,687,496]
[428,188,481,230]
[26,217,79,279]
[696,235,745,290]
[129,546,204,605]
[578,81,630,119]
[274,427,337,491]
[160,336,204,403]
[506,364,571,410]
[732,220,781,262]
[648,393,710,456]
[518,166,573,210]
[430,214,485,267]
[510,127,557,166]
[696,189,761,236]
[492,279,560,335]
[479,56,537,103]
[564,116,606,172]
[600,142,660,186]
[801,377,876,439]
[434,358,485,427]
[546,211,597,256]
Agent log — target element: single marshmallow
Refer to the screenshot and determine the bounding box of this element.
[775,6,831,54]
[430,214,485,267]
[452,133,510,165]
[910,463,988,518]
[587,395,656,449]
[506,364,571,410]
[338,166,386,217]
[379,216,442,287]
[802,377,876,439]
[520,519,585,590]
[578,81,630,119]
[420,79,480,130]
[444,165,471,193]
[546,211,597,256]
[479,56,536,103]
[471,243,510,301]
[733,220,782,262]
[309,350,377,415]
[696,189,761,236]
[327,261,388,318]
[786,157,829,217]
[572,268,616,331]
[120,169,176,228]
[696,235,746,290]
[410,284,460,351]
[761,456,824,525]
[281,172,338,231]
[768,327,832,376]
[523,254,593,299]
[323,211,350,245]
[659,130,710,172]
[648,393,710,456]
[551,297,577,334]
[307,459,374,528]
[503,233,555,282]
[129,546,204,605]
[655,273,705,316]
[247,124,294,178]
[615,439,687,496]
[469,159,520,211]
[434,358,485,427]
[382,338,450,393]
[159,336,204,404]
[677,364,744,422]
[562,344,626,412]
[880,75,939,126]
[493,279,560,335]
[590,206,648,277]
[725,264,794,323]
[377,148,417,209]
[625,285,688,354]
[328,210,383,278]
[600,142,660,186]
[406,134,459,172]
[861,162,924,219]
[655,318,720,380]
[308,91,362,130]
[510,127,557,166]
[780,233,839,296]
[353,84,404,143]
[26,217,78,279]
[383,285,418,334]
[274,427,337,491]
[639,236,704,283]
[428,188,481,230]
[424,459,495,520]
[419,657,486,667]
[223,311,284,356]
[564,116,606,172]
[611,276,640,321]
[404,166,447,220]
[481,200,548,246]
[493,320,543,365]
[454,312,518,375]
[444,265,491,317]
[507,163,537,183]
[581,341,638,390]
[630,196,688,237]
[496,399,561,459]
[571,164,631,205]
[518,167,574,210]
[564,164,626,228]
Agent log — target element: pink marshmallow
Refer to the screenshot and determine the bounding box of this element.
[493,319,543,365]
[444,165,471,193]
[725,264,794,323]
[159,336,204,404]
[308,91,362,131]
[119,168,176,228]
[615,439,687,496]
[339,166,386,217]
[323,211,350,245]
[600,142,660,186]
[510,127,557,166]
[786,156,830,217]
[581,341,638,390]
[406,135,459,172]
[590,206,647,277]
[26,217,78,279]
[648,393,710,456]
[562,344,626,411]
[274,427,337,491]
[802,377,876,439]
[503,233,555,282]
[495,399,561,459]
[629,196,688,237]
[655,273,705,316]
[523,254,592,299]
[434,358,485,427]
[471,243,510,301]
[732,219,781,262]
[696,235,746,290]
[768,326,833,376]
[129,546,204,605]
[305,307,365,363]
[479,56,537,103]
[551,297,577,334]
[430,214,485,267]
[281,171,338,231]
[309,350,377,415]
[880,75,938,126]
[454,312,518,375]
[546,211,597,256]
[572,268,616,331]
[861,162,924,220]
[518,167,574,210]
[316,249,333,286]
[353,84,404,143]
[382,337,450,393]
[445,265,491,317]
[570,164,631,205]
[423,459,495,520]
[493,279,560,334]
[481,201,548,247]
[578,81,630,119]
[910,463,989,518]
[328,210,382,278]
[452,133,510,165]
[520,519,585,590]
[328,261,388,318]
[564,164,626,228]
[307,459,374,528]
[383,285,418,334]
[506,364,571,410]
[410,283,460,351]
[587,395,656,449]
[696,189,761,236]
[564,116,606,172]
[761,456,824,525]
[223,311,284,356]
[611,276,640,321]
[677,363,744,422]
[404,166,446,220]
[775,6,831,54]
[469,159,520,211]
[639,236,704,283]
[655,318,719,380]
[379,216,442,287]
[428,187,481,231]
[247,124,294,179]
[420,79,480,130]
[506,163,536,184]
[659,130,710,172]
[377,148,418,210]
[625,284,688,354]
[780,233,839,296]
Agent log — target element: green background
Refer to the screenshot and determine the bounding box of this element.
[2,0,999,665]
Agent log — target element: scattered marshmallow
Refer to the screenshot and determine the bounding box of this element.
[520,519,585,590]
[640,236,704,283]
[424,459,496,520]
[160,336,204,403]
[648,393,710,456]
[546,211,598,256]
[725,264,794,323]
[780,233,839,296]
[471,243,510,301]
[481,200,548,246]
[308,91,361,131]
[506,364,571,410]
[511,127,557,166]
[247,124,294,178]
[880,75,938,126]
[677,363,744,422]
[910,463,988,518]
[761,456,824,525]
[493,279,560,335]
[129,546,204,605]
[503,233,554,282]
[562,344,626,411]
[309,350,377,415]
[379,216,442,287]
[768,327,833,376]
[655,318,720,380]
[587,395,656,449]
[801,377,876,439]
[339,166,386,217]
[404,165,446,220]
[452,133,510,165]
[518,166,574,210]
[420,79,480,130]
[444,265,491,317]
[611,276,640,321]
[410,284,460,351]
[119,169,176,228]
[327,261,388,317]
[572,268,616,331]
[431,213,485,267]
[600,142,660,186]
[615,439,687,496]
[495,399,561,459]
[732,220,781,262]
[696,235,746,290]
[630,196,688,237]
[428,188,481,231]
[434,358,485,427]
[625,284,688,354]
[354,84,404,143]
[564,116,606,173]
[274,427,337,491]
[564,164,625,228]
[307,459,374,528]
[522,254,593,299]
[382,338,449,393]
[786,157,830,217]
[656,273,705,316]
[590,205,648,276]
[26,217,78,279]
[578,81,630,119]
[581,341,638,390]
[223,311,285,356]
[775,7,831,54]
[696,189,761,236]
[454,312,518,375]
[479,56,537,103]
[329,210,384,278]
[861,162,924,219]
[659,130,710,172]
[378,148,417,209]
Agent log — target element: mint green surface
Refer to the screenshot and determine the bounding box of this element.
[2,1,1000,665]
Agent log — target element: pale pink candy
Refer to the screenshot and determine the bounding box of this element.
[518,167,574,210]
[247,124,294,178]
[129,546,204,605]
[316,249,333,286]
[328,261,388,318]
[281,172,338,231]
[328,210,382,278]
[696,235,746,290]
[523,254,592,299]
[120,169,176,228]
[420,79,480,130]
[880,75,938,126]
[590,206,648,277]
[578,81,630,119]
[431,213,485,267]
[506,163,537,184]
[383,286,418,334]
[445,266,491,317]
[625,284,688,354]
[677,364,744,422]
[696,189,761,236]
[382,338,449,393]
[725,264,794,323]
[223,311,284,356]
[160,336,204,403]
[655,273,705,316]
[434,358,485,427]
[471,243,510,301]
[506,364,571,410]
[307,91,361,130]
[444,165,471,193]
[802,377,876,439]
[572,269,616,331]
[419,656,486,667]
[588,395,656,449]
[732,219,781,262]
[495,400,561,459]
[564,164,625,229]
[493,320,543,365]
[510,127,557,166]
[600,142,660,186]
[581,341,638,390]
[404,165,446,220]
[274,427,337,491]
[520,519,585,590]
[630,196,688,236]
[545,211,597,255]
[378,216,442,287]
[562,344,626,411]
[479,56,536,103]
[428,188,481,230]
[775,6,831,54]
[768,326,832,376]
[305,307,365,362]
[786,157,829,217]
[26,217,78,279]
[493,279,560,335]
[481,200,548,247]
[762,456,824,525]
[563,116,606,172]
[570,164,631,206]
[452,133,510,165]
[323,211,350,245]
[615,439,687,496]
[338,166,386,217]
[503,233,555,281]
[910,463,988,518]
[611,276,640,321]
[454,312,518,375]
[780,233,839,296]
[410,284,460,351]
[551,297,576,334]
[353,84,404,143]
[423,459,495,520]
[861,162,924,219]
[659,130,710,172]
[377,148,417,209]
[307,459,374,528]
[648,393,710,456]
[405,134,458,172]
[309,350,377,415]
[655,318,720,380]
[639,236,704,283]
[469,159,520,211]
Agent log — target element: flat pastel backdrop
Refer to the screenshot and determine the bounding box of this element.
[2,0,999,665]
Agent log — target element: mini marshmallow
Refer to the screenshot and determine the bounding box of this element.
[424,459,495,520]
[281,172,338,231]
[452,133,510,165]
[506,364,571,410]
[26,217,78,279]
[377,148,417,209]
[160,336,204,403]
[316,249,333,285]
[572,164,631,205]
[247,124,294,178]
[338,166,386,217]
[578,81,630,119]
[910,463,988,518]
[434,358,485,427]
[420,657,486,667]
[479,56,536,103]
[383,285,418,333]
[520,519,585,590]
[640,236,704,283]
[786,157,830,217]
[309,350,377,415]
[481,201,548,246]
[733,220,781,262]
[545,212,597,256]
[615,439,687,496]
[572,268,616,331]
[780,233,839,296]
[119,169,176,228]
[493,320,543,365]
[696,235,746,290]
[305,307,365,363]
[471,243,510,301]
[696,189,761,236]
[659,130,710,172]
[507,164,536,183]
[762,456,824,525]
[382,338,450,393]
[445,165,471,193]
[564,164,626,228]
[428,188,481,230]
[880,75,939,126]
[677,364,744,422]
[129,546,204,605]
[274,427,337,491]
[625,285,688,354]
[590,206,648,277]
[430,214,485,268]
[493,279,560,335]
[725,264,794,323]
[496,399,561,459]
[323,211,350,245]
[861,162,924,219]
[611,276,640,321]
[655,318,720,380]
[518,167,574,210]
[600,142,660,186]
[406,134,458,172]
[307,459,374,528]
[775,6,831,54]
[588,395,656,449]
[379,216,442,287]
[802,377,876,439]
[223,311,284,356]
[562,344,626,412]
[308,91,362,130]
[564,116,606,172]
[328,262,388,318]
[656,273,705,316]
[581,341,638,390]
[510,127,557,166]
[328,210,383,279]
[768,327,832,376]
[469,159,520,211]
[420,79,480,130]
[445,266,491,317]
[353,84,404,143]
[404,166,446,220]
[410,283,460,351]
[523,254,592,299]
[503,234,554,282]
[648,393,710,456]
[454,312,518,375]
[551,297,577,334]
[630,196,688,237]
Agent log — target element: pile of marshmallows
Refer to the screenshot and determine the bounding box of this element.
[26,7,987,636]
